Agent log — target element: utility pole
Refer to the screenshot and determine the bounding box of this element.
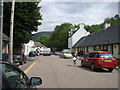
[10,0,15,63]
[0,0,3,60]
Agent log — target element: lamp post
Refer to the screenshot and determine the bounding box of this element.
[0,0,3,60]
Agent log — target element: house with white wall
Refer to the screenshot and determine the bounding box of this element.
[68,23,90,52]
[23,40,35,56]
[73,23,120,59]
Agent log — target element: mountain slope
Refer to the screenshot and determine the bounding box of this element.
[32,31,52,41]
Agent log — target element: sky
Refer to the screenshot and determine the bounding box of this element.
[33,0,119,33]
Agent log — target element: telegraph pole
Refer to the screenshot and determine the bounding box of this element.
[0,0,3,60]
[10,0,15,63]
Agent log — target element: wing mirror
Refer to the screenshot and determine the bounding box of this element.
[30,77,42,86]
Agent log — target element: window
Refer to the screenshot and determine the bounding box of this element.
[88,53,95,58]
[99,53,114,59]
[2,63,29,88]
[88,53,99,58]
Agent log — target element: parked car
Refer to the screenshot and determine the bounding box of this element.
[14,54,27,65]
[81,51,117,72]
[34,51,39,56]
[60,49,73,59]
[29,51,37,57]
[54,51,61,55]
[0,61,42,89]
[39,51,43,55]
[2,53,19,66]
[29,51,35,57]
[43,48,51,56]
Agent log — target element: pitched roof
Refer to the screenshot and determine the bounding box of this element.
[73,36,86,47]
[3,33,10,41]
[34,42,44,47]
[73,23,120,47]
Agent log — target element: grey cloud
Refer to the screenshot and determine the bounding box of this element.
[37,2,118,32]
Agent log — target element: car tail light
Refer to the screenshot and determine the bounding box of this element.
[7,60,14,62]
[19,58,23,60]
[112,58,116,63]
[7,60,10,62]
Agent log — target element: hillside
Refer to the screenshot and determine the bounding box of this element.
[32,31,52,41]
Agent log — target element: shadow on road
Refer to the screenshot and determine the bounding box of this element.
[67,65,114,73]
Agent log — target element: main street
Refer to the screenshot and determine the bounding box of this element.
[20,55,118,88]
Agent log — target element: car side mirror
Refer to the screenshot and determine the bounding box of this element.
[30,77,42,86]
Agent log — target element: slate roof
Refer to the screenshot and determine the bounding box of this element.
[73,36,86,48]
[73,23,120,47]
[3,33,10,41]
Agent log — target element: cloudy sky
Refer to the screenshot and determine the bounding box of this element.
[34,0,119,33]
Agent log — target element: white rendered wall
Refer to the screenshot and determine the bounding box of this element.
[24,40,35,55]
[72,24,90,47]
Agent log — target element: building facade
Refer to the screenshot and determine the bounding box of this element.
[68,23,90,52]
[73,23,120,58]
[23,40,35,56]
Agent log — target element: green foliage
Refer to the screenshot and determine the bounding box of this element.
[85,24,103,33]
[104,14,120,25]
[3,2,42,48]
[49,23,73,51]
[85,14,120,33]
[36,35,50,47]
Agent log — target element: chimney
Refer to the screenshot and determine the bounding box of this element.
[68,31,71,37]
[104,23,110,29]
[80,23,85,29]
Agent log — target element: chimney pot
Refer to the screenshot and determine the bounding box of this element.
[104,23,110,29]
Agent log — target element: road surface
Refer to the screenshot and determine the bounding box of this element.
[20,55,118,88]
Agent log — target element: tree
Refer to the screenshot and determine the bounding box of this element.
[49,23,73,51]
[36,35,50,47]
[85,14,120,33]
[85,24,103,33]
[3,2,42,49]
[104,14,120,25]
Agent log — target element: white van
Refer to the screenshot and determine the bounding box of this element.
[43,48,51,56]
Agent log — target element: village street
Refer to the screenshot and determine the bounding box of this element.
[20,55,118,88]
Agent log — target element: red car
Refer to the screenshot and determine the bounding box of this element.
[81,51,117,72]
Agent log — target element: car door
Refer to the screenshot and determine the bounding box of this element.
[87,53,99,66]
[1,63,30,89]
[82,54,89,66]
[87,53,94,66]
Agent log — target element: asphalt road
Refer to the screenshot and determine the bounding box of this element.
[20,55,118,88]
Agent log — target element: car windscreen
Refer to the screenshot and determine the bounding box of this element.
[99,53,114,59]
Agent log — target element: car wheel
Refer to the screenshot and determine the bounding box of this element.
[81,61,84,67]
[108,69,113,72]
[91,63,96,71]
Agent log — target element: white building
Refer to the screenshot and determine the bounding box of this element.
[68,23,90,52]
[23,40,35,55]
